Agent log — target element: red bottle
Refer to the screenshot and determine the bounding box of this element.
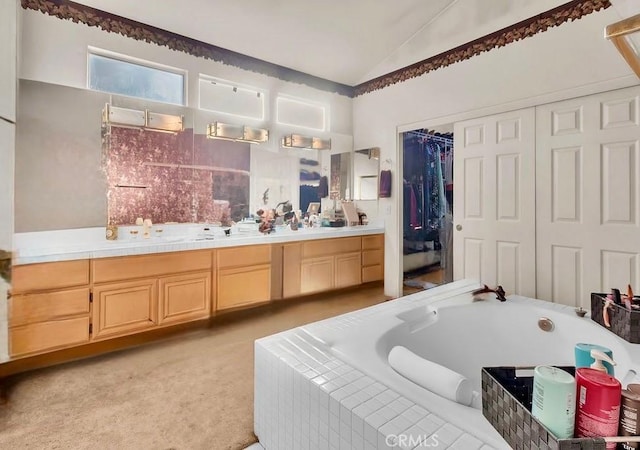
[574,368,621,450]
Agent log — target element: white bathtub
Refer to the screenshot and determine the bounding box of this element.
[299,280,640,448]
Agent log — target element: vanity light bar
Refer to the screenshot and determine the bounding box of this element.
[102,104,184,133]
[206,122,269,144]
[281,133,331,150]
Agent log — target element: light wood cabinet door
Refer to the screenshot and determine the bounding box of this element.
[10,316,90,358]
[335,252,362,288]
[158,271,211,325]
[217,264,271,311]
[300,256,334,295]
[92,279,158,341]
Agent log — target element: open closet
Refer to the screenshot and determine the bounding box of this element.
[402,127,454,292]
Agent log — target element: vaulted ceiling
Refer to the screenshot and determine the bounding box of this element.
[69,0,600,86]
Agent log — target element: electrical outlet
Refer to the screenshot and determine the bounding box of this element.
[385,205,391,215]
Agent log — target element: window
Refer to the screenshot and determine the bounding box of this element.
[88,51,186,105]
[199,76,265,120]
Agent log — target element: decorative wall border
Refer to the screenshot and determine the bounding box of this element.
[22,0,611,98]
[354,0,611,96]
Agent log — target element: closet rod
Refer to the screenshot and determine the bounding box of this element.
[406,130,453,145]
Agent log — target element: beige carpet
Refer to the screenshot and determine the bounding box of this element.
[0,285,389,450]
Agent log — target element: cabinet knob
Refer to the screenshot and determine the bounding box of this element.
[456,224,463,231]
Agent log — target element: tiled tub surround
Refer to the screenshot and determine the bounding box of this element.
[254,280,640,450]
[13,224,384,265]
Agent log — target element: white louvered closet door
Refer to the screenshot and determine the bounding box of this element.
[453,107,536,297]
[536,85,640,308]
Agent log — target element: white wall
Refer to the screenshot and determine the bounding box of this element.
[353,7,640,297]
[0,0,18,362]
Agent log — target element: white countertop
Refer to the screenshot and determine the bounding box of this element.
[13,224,385,265]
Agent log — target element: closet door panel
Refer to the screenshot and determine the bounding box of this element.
[453,108,536,297]
[536,86,640,308]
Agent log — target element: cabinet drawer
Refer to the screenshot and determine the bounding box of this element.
[217,245,271,269]
[10,316,90,357]
[12,259,89,293]
[362,265,384,283]
[362,249,383,267]
[9,288,90,327]
[362,234,384,250]
[158,271,211,325]
[303,237,361,258]
[217,264,271,310]
[93,250,211,283]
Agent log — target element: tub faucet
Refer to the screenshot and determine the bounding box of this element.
[472,284,507,302]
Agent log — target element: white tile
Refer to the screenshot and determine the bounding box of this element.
[329,429,340,448]
[449,433,484,450]
[330,412,340,433]
[433,423,464,446]
[363,412,387,445]
[351,431,365,450]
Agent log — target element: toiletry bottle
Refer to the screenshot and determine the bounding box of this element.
[531,365,576,439]
[575,343,615,375]
[618,386,640,450]
[574,367,621,450]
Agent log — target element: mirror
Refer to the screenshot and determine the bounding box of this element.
[329,152,352,200]
[353,147,380,200]
[14,79,353,231]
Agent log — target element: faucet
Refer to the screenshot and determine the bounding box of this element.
[472,284,507,302]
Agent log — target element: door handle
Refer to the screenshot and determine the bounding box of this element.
[456,224,462,231]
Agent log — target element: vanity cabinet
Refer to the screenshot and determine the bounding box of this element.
[284,236,363,297]
[9,259,91,357]
[216,245,271,310]
[91,250,212,340]
[6,232,383,364]
[361,234,384,282]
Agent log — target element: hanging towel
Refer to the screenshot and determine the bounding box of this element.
[379,170,392,198]
[318,176,329,198]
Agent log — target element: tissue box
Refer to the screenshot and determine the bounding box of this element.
[591,293,640,344]
[481,366,606,450]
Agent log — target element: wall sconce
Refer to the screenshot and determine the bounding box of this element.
[606,14,640,78]
[206,121,269,144]
[102,104,184,133]
[281,133,331,150]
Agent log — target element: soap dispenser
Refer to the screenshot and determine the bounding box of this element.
[575,343,615,376]
[590,349,617,373]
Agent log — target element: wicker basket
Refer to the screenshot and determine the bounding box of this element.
[482,366,606,450]
[591,293,640,344]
